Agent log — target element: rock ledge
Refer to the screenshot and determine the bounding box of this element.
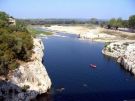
[102,41,135,75]
[0,38,51,101]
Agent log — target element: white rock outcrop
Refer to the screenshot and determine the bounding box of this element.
[102,42,128,58]
[120,44,135,73]
[0,38,51,101]
[102,41,135,75]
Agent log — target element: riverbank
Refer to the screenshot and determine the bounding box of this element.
[102,41,135,75]
[46,25,90,35]
[0,38,51,100]
[27,25,53,37]
[46,25,135,42]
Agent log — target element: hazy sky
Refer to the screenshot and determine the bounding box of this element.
[0,0,135,19]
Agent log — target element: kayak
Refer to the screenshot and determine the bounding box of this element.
[90,64,96,68]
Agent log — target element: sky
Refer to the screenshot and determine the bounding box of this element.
[0,0,135,19]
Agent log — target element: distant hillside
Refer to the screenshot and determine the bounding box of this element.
[17,18,107,25]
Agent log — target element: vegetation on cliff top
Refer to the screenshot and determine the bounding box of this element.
[27,26,53,37]
[0,11,33,76]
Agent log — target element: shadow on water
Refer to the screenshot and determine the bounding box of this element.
[31,87,135,101]
[31,90,53,101]
[102,53,114,62]
[103,54,135,78]
[53,91,135,101]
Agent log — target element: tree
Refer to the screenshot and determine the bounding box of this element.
[0,12,9,21]
[0,12,9,27]
[108,18,124,30]
[128,15,135,29]
[122,20,128,28]
[108,18,116,27]
[0,11,33,76]
[89,18,99,25]
[117,18,123,27]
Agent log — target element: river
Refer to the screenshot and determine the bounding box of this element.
[42,32,135,101]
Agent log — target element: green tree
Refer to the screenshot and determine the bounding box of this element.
[108,18,117,27]
[122,20,128,28]
[128,15,135,29]
[0,12,9,27]
[0,12,9,21]
[108,18,124,29]
[116,18,123,27]
[0,11,33,76]
[89,18,99,25]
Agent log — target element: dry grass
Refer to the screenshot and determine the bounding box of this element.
[100,28,135,40]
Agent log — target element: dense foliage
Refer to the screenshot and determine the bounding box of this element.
[129,15,135,29]
[107,15,135,30]
[0,11,33,76]
[108,18,123,28]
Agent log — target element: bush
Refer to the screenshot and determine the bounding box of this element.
[104,42,110,48]
[8,61,19,70]
[129,15,135,29]
[108,47,112,52]
[21,85,30,92]
[0,11,33,76]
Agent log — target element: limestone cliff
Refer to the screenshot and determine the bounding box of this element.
[0,38,51,101]
[102,41,135,75]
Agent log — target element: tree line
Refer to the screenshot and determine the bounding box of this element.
[105,15,135,30]
[18,15,135,31]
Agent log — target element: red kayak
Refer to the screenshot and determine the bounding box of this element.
[90,64,96,68]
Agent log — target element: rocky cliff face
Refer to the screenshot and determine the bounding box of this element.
[102,42,128,58]
[0,38,51,101]
[102,41,135,75]
[120,43,135,74]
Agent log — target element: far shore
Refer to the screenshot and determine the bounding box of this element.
[44,25,135,43]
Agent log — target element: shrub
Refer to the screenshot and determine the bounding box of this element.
[8,61,19,70]
[104,42,110,48]
[21,85,30,92]
[0,11,33,76]
[108,47,112,52]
